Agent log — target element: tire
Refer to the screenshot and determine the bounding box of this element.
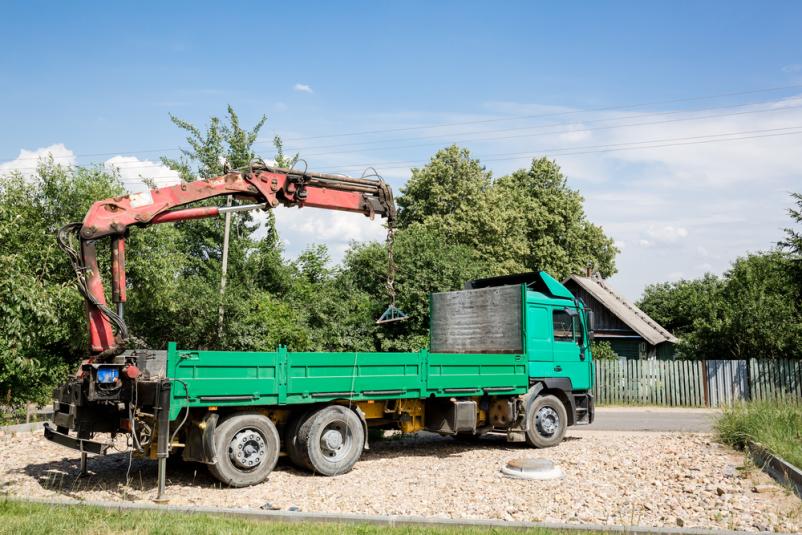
[524,394,567,448]
[284,409,314,469]
[297,405,364,476]
[207,413,280,487]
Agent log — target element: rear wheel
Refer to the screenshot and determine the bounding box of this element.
[284,409,314,469]
[525,395,567,448]
[297,405,364,476]
[208,413,280,487]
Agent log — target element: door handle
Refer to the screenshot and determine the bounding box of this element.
[554,365,562,372]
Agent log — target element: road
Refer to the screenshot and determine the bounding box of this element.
[586,406,719,432]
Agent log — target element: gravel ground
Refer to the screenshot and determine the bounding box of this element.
[0,428,799,532]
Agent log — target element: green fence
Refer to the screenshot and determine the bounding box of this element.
[593,359,802,407]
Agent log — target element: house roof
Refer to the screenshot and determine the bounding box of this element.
[565,274,678,346]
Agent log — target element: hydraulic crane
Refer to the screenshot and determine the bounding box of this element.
[58,162,401,362]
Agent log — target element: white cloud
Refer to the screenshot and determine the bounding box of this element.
[644,225,688,243]
[0,143,75,177]
[614,240,626,250]
[104,156,181,192]
[782,64,802,73]
[558,124,592,143]
[293,83,313,94]
[273,208,386,263]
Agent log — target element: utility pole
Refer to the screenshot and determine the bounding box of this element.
[218,195,232,340]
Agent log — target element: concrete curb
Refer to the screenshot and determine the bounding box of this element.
[747,441,802,498]
[1,496,792,535]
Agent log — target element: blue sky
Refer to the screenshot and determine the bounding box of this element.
[2,1,801,298]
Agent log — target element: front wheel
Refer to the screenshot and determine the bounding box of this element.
[208,413,280,487]
[525,395,567,448]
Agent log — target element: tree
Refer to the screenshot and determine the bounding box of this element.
[780,192,802,255]
[639,253,802,360]
[397,145,492,229]
[395,147,617,280]
[478,158,617,278]
[0,161,124,404]
[716,252,802,360]
[780,192,802,298]
[156,106,293,349]
[638,274,724,336]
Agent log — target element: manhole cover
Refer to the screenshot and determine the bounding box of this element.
[501,458,563,480]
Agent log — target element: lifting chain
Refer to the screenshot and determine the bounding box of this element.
[385,224,397,305]
[377,222,408,324]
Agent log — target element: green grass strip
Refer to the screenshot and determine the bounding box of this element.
[0,500,596,535]
[716,400,802,469]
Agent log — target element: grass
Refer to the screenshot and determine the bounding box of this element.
[0,500,598,535]
[716,400,802,469]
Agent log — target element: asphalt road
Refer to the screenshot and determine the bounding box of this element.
[585,407,719,433]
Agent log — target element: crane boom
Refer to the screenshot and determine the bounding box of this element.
[58,163,396,360]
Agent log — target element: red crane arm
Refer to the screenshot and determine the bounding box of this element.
[61,165,396,358]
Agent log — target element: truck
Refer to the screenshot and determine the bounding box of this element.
[44,163,595,500]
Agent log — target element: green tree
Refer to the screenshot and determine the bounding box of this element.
[155,106,295,349]
[480,158,617,278]
[716,252,802,360]
[780,192,802,255]
[638,274,724,336]
[780,192,802,298]
[397,145,492,229]
[396,147,617,280]
[639,253,802,360]
[0,161,124,403]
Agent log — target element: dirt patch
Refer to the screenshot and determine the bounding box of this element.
[0,428,799,532]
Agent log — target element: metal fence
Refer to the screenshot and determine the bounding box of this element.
[592,358,802,407]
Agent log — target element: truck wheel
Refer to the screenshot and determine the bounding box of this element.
[208,413,280,487]
[525,395,567,448]
[297,405,364,476]
[284,409,314,469]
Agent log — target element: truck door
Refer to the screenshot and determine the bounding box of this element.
[526,305,552,362]
[551,308,591,391]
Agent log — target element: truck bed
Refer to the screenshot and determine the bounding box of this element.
[166,344,528,420]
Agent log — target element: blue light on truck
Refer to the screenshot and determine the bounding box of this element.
[97,367,119,383]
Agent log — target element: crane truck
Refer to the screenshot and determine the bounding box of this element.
[44,163,595,500]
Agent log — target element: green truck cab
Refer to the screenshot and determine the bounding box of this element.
[46,271,594,489]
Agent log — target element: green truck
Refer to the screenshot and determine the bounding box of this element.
[43,165,595,497]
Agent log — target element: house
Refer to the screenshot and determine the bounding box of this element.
[563,272,677,359]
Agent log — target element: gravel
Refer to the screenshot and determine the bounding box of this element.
[0,428,800,532]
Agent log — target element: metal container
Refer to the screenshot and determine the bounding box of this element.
[430,284,523,354]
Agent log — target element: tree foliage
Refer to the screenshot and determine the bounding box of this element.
[639,238,802,360]
[397,146,618,279]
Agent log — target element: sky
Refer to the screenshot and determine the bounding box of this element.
[1,1,801,299]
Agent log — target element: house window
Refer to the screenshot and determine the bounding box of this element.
[552,310,575,342]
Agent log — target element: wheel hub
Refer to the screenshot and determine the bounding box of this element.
[535,406,559,436]
[229,429,266,470]
[319,422,350,460]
